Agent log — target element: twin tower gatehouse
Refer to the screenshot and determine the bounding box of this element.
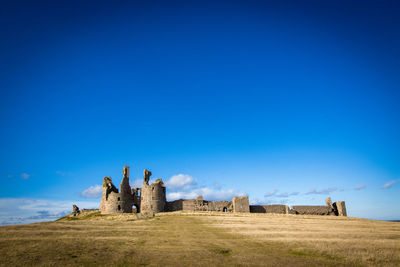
[100,166,166,214]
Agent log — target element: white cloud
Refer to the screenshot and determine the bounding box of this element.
[306,187,337,195]
[381,180,399,189]
[81,185,102,198]
[163,173,245,202]
[20,173,30,179]
[0,198,100,225]
[165,174,197,191]
[354,184,366,191]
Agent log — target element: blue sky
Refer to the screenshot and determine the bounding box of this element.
[0,0,399,224]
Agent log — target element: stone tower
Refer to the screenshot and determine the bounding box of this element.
[232,196,250,213]
[119,166,134,213]
[140,169,166,213]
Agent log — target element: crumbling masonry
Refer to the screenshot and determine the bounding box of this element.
[99,166,347,216]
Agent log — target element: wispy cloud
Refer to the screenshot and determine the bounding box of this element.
[354,184,366,191]
[27,210,69,220]
[0,198,100,225]
[81,185,102,198]
[306,187,337,195]
[275,192,299,198]
[20,173,30,179]
[381,180,399,189]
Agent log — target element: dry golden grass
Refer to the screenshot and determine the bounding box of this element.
[0,211,398,266]
[191,212,400,266]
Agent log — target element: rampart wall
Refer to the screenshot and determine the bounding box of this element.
[290,205,333,215]
[250,204,288,214]
[166,199,233,212]
[249,199,346,216]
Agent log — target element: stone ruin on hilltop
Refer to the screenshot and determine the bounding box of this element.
[97,165,347,216]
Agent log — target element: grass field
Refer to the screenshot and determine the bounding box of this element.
[0,211,399,266]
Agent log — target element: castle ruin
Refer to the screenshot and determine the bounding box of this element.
[99,165,347,216]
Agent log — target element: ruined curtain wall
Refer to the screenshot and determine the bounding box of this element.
[290,206,334,215]
[166,200,233,212]
[250,205,288,214]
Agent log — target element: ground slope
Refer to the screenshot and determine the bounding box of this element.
[0,212,399,266]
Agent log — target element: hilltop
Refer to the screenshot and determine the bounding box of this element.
[0,212,399,266]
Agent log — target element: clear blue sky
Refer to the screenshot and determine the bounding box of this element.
[0,0,399,224]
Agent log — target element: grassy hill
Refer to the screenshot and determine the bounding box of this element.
[0,211,399,266]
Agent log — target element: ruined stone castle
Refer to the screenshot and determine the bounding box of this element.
[99,166,347,216]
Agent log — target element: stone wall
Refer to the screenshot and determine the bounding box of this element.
[166,198,233,212]
[290,205,333,215]
[165,199,184,212]
[209,201,233,212]
[165,199,201,212]
[250,205,288,214]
